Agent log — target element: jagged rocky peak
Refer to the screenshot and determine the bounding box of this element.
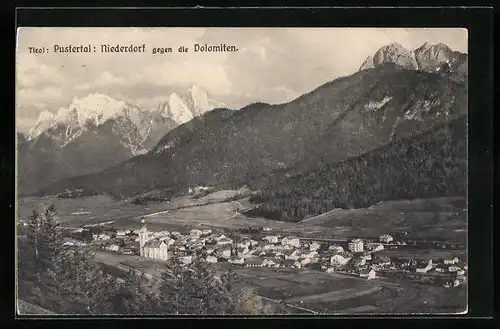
[413,42,456,71]
[28,110,57,140]
[164,92,193,124]
[372,43,419,70]
[360,41,467,76]
[359,55,374,71]
[56,93,129,127]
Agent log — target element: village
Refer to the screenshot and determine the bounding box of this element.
[61,219,468,289]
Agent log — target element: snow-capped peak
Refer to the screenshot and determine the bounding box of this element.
[28,110,57,140]
[189,85,210,116]
[56,93,128,127]
[165,92,193,124]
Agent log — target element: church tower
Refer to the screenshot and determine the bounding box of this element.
[138,218,148,257]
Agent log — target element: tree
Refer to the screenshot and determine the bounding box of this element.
[54,245,116,314]
[158,259,267,315]
[112,269,160,315]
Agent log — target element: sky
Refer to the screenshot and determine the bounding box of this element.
[16,27,468,133]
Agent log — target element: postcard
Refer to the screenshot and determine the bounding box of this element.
[16,27,468,316]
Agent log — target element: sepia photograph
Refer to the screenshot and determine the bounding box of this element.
[16,27,468,316]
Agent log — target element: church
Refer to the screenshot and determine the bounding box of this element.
[138,219,169,261]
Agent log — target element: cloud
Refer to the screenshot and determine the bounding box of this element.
[15,27,467,132]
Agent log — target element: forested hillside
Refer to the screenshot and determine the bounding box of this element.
[247,115,467,222]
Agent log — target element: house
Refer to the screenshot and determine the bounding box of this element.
[229,257,245,265]
[274,244,293,251]
[300,258,311,266]
[329,245,344,253]
[379,234,394,243]
[371,244,385,252]
[285,250,301,261]
[190,229,202,237]
[304,251,319,259]
[309,242,321,252]
[245,259,264,268]
[179,255,193,265]
[206,255,218,263]
[215,247,231,259]
[281,236,300,248]
[201,229,212,236]
[331,254,351,266]
[263,244,276,250]
[116,230,128,236]
[444,257,459,265]
[237,240,251,248]
[326,267,335,273]
[215,234,227,241]
[373,255,391,266]
[217,238,233,246]
[293,261,302,269]
[348,239,364,253]
[236,246,249,256]
[105,244,120,252]
[359,269,376,280]
[263,236,280,244]
[353,257,366,267]
[262,258,277,267]
[361,253,372,261]
[262,227,272,232]
[138,220,169,261]
[416,260,433,273]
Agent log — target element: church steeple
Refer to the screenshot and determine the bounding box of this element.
[138,218,148,256]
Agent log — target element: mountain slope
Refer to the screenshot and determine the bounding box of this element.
[38,63,467,198]
[247,115,467,222]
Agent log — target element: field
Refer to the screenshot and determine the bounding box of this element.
[17,194,467,244]
[299,197,467,243]
[17,193,468,315]
[231,267,467,314]
[375,248,467,261]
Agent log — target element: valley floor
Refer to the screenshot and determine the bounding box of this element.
[17,192,468,315]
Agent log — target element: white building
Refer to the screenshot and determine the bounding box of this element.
[328,245,344,253]
[138,220,169,261]
[379,234,394,243]
[444,257,459,265]
[263,236,280,244]
[281,236,300,248]
[190,229,202,237]
[179,255,193,265]
[330,254,351,266]
[371,244,385,252]
[217,238,233,245]
[206,255,218,263]
[229,258,245,265]
[309,242,321,252]
[348,239,364,253]
[360,269,376,280]
[416,260,433,273]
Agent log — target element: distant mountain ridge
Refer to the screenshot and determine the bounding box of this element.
[18,86,225,195]
[37,59,467,199]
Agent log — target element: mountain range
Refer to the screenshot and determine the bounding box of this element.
[18,86,225,195]
[32,41,468,207]
[359,42,468,83]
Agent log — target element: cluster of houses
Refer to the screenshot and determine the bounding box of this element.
[64,223,467,288]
